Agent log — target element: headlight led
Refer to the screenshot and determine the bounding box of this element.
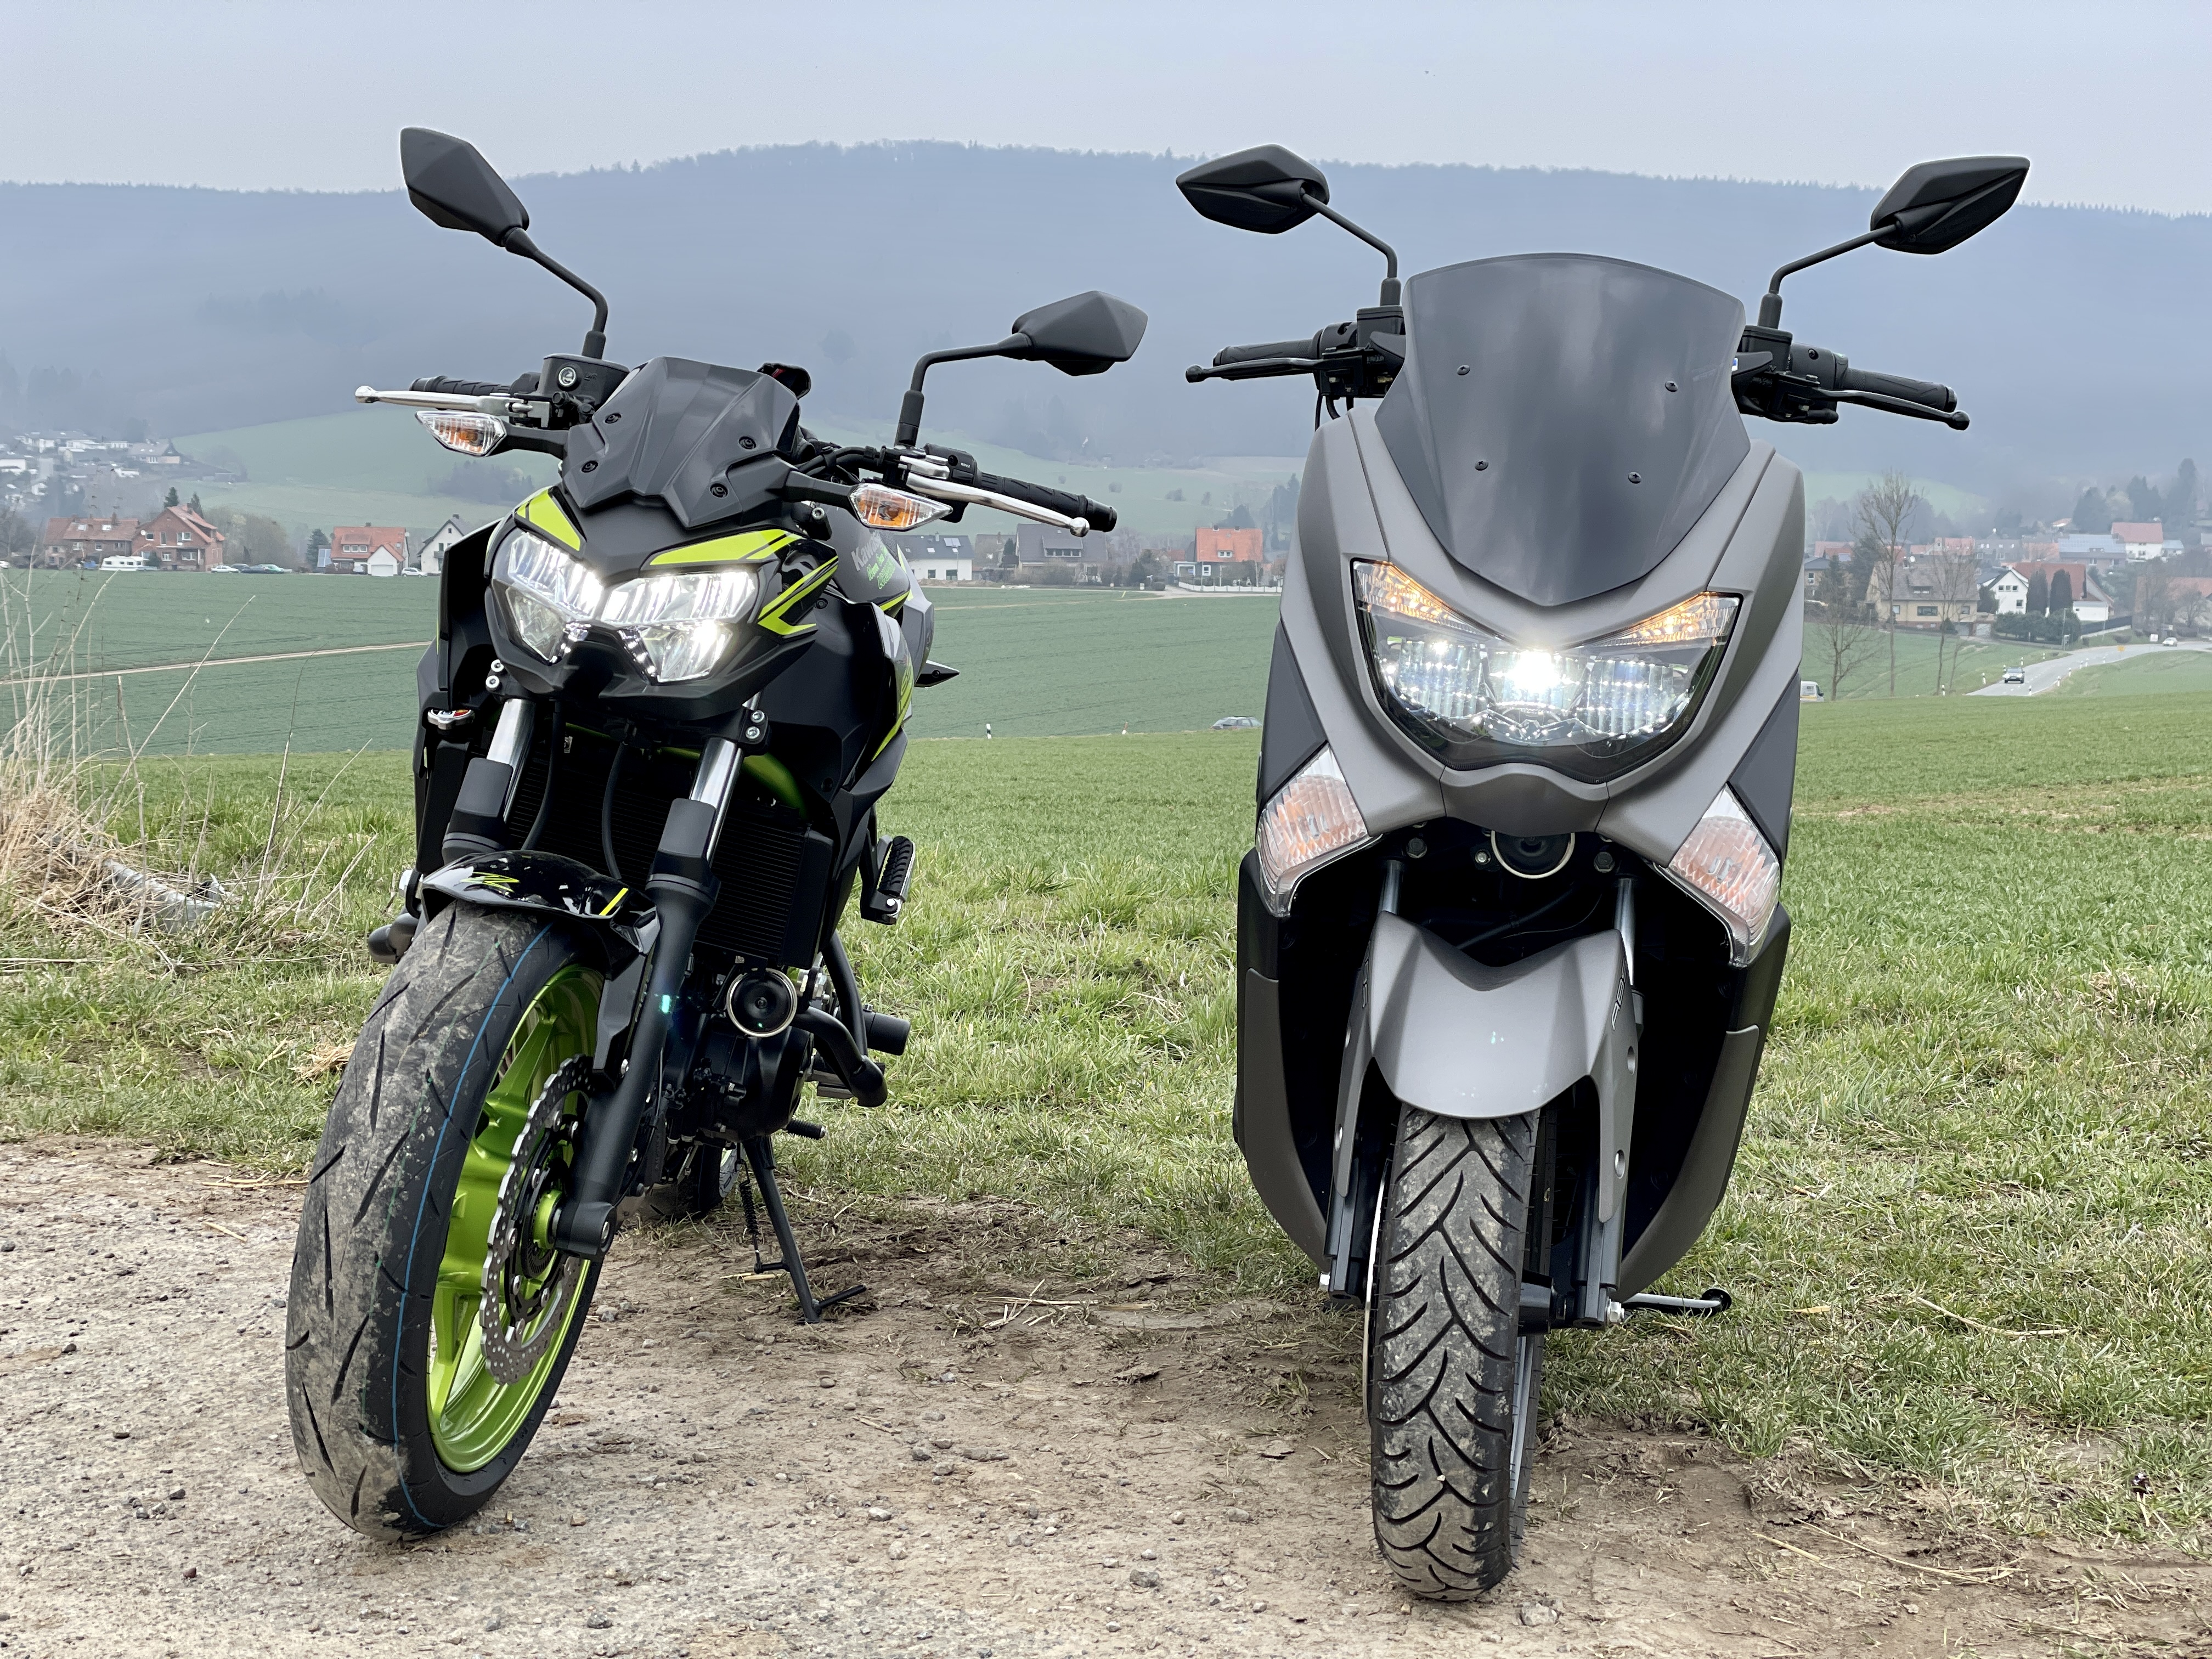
[1352,561,1737,782]
[1662,786,1780,963]
[600,567,761,683]
[492,529,603,663]
[1255,745,1370,912]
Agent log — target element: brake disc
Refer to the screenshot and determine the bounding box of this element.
[479,1053,591,1384]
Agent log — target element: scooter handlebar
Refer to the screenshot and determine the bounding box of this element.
[1836,364,1956,414]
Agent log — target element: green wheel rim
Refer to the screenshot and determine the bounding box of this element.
[427,962,601,1472]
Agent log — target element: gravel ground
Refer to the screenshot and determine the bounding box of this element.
[2,1138,2208,1658]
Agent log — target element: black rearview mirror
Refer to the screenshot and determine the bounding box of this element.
[1176,145,1330,234]
[1870,156,2031,255]
[893,290,1149,445]
[1003,291,1149,376]
[400,127,529,246]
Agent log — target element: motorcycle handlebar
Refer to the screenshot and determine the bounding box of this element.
[1836,364,1956,414]
[970,471,1117,533]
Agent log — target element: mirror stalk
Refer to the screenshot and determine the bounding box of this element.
[1304,191,1401,306]
[502,228,611,359]
[1757,225,1885,328]
[895,334,1029,448]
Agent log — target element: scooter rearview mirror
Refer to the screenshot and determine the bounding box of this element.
[1175,145,1330,234]
[400,127,529,246]
[1869,156,2031,255]
[1757,152,2031,328]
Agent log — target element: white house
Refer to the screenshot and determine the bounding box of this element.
[365,546,403,578]
[1986,567,2029,614]
[417,514,467,576]
[2112,521,2183,562]
[895,532,974,582]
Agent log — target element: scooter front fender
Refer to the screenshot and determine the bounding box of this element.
[1325,917,1638,1299]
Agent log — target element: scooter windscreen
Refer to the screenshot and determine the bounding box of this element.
[1374,254,1750,608]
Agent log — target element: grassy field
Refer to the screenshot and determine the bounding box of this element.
[173,408,1300,543]
[2056,646,2212,697]
[2,573,1278,754]
[1804,621,2075,699]
[6,690,2212,1543]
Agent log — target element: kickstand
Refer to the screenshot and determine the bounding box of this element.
[739,1135,864,1324]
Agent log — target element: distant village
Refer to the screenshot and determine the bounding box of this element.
[0,424,1282,591]
[1805,510,2212,641]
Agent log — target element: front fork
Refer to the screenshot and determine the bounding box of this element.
[439,696,751,1259]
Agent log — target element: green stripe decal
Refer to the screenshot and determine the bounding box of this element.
[650,529,798,567]
[519,490,582,550]
[756,558,838,637]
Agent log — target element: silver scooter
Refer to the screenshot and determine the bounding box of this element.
[1180,145,2027,1598]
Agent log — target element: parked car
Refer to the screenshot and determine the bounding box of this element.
[208,563,240,573]
[98,554,150,571]
[2002,665,2027,684]
[1799,679,1822,701]
[1212,714,1261,729]
[2164,635,2180,646]
[240,563,290,574]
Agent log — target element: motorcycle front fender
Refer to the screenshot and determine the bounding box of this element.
[419,850,650,973]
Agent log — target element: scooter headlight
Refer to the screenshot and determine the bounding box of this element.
[1661,786,1781,963]
[1353,562,1737,782]
[1255,745,1370,913]
[599,567,763,683]
[492,529,603,664]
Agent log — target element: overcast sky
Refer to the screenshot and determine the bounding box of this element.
[6,1,2205,214]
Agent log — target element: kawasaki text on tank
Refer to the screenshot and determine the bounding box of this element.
[1180,144,2024,1596]
[286,127,1145,1538]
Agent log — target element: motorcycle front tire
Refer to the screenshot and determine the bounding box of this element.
[285,906,604,1539]
[1367,1105,1545,1599]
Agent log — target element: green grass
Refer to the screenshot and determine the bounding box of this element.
[2,573,1277,754]
[1805,622,2071,698]
[2055,646,2212,697]
[10,695,2212,1544]
[1803,471,1990,525]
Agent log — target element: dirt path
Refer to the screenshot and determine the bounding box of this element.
[2,1139,2205,1658]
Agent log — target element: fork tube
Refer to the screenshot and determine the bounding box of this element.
[552,738,740,1257]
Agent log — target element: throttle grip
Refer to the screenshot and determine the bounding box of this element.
[410,374,529,398]
[1214,336,1320,368]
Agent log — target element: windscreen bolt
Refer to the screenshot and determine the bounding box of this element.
[1474,460,1488,471]
[1628,473,1643,484]
[710,483,728,498]
[1406,837,1427,860]
[1593,850,1615,873]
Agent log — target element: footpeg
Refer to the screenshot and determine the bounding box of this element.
[861,836,915,925]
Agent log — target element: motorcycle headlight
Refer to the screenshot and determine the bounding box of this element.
[1255,745,1370,913]
[599,567,762,683]
[1352,561,1737,782]
[493,529,603,663]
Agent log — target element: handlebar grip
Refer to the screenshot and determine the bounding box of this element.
[1837,365,1956,414]
[410,375,528,397]
[972,471,1117,533]
[1214,336,1319,368]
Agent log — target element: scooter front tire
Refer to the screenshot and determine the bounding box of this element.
[1367,1105,1545,1599]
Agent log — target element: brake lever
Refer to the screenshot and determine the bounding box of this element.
[1184,357,1323,383]
[1823,387,1971,430]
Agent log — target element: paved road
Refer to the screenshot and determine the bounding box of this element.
[1970,640,2212,696]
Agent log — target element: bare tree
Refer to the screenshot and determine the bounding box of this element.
[1934,540,1979,692]
[1855,472,1922,696]
[2136,560,2172,639]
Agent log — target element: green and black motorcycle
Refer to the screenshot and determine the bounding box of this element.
[285,128,1143,1538]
